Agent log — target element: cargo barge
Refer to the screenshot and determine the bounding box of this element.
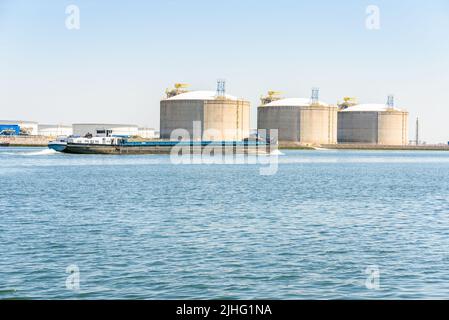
[48,136,272,155]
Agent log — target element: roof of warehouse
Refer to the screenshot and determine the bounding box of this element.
[72,123,138,127]
[163,90,240,101]
[38,124,72,128]
[341,104,405,112]
[0,120,38,124]
[263,98,329,107]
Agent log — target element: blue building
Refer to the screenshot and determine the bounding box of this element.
[0,124,20,135]
[0,120,38,135]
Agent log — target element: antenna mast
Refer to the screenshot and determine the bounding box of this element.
[415,117,419,146]
[386,95,395,108]
[216,79,226,98]
[310,87,320,105]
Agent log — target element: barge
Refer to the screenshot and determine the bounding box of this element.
[48,136,272,155]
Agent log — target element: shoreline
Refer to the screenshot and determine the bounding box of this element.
[1,137,449,152]
[278,141,449,151]
[321,144,449,151]
[0,136,50,148]
[0,144,48,147]
[3,146,449,151]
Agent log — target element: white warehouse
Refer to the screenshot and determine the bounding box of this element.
[38,124,73,137]
[73,123,139,137]
[138,127,156,139]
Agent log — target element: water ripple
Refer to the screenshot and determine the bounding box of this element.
[1,148,449,299]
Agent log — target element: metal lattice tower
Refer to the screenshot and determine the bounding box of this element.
[217,79,226,97]
[387,95,395,108]
[416,117,419,146]
[310,87,320,105]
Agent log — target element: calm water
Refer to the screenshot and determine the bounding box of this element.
[1,147,449,299]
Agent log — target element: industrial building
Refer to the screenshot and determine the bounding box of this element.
[138,127,156,139]
[337,96,409,145]
[73,123,139,137]
[160,82,250,141]
[257,89,338,144]
[0,120,38,135]
[38,124,73,137]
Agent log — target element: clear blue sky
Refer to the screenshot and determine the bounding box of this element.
[1,0,448,142]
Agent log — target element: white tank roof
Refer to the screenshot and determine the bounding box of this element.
[341,104,405,112]
[164,90,239,101]
[263,98,329,107]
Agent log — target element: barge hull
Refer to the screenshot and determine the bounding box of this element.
[60,144,271,155]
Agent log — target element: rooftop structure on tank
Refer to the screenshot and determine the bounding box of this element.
[260,91,283,105]
[338,97,358,110]
[165,83,190,98]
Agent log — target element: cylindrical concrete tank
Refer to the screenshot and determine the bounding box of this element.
[257,98,338,144]
[160,91,250,141]
[338,104,409,145]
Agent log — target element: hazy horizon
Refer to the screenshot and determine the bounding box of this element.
[1,0,448,143]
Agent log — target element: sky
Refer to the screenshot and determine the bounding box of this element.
[1,0,448,143]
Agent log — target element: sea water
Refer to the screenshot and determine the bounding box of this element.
[1,147,449,299]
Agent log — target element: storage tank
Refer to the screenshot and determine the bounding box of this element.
[160,83,250,141]
[257,91,337,145]
[73,123,139,137]
[338,102,409,145]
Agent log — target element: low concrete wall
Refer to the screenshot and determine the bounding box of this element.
[0,135,51,146]
[322,144,449,151]
[280,142,449,150]
[279,141,316,149]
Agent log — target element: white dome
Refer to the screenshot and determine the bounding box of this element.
[164,90,239,101]
[342,104,405,112]
[263,98,329,107]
